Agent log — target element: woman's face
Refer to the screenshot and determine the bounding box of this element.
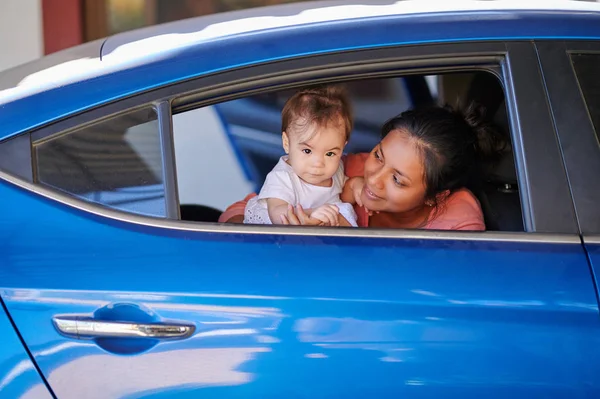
[361,129,428,213]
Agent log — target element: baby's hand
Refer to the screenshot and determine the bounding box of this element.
[310,204,340,226]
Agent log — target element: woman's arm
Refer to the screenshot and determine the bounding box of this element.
[338,214,352,227]
[218,193,256,223]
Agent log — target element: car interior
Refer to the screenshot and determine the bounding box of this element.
[178,70,523,231]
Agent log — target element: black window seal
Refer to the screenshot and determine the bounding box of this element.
[0,133,33,182]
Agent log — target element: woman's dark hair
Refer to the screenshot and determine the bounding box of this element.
[381,103,507,205]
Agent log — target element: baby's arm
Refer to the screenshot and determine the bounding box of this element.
[269,200,338,226]
[258,169,298,225]
[267,198,293,225]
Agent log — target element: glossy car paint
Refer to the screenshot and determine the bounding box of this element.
[0,303,53,399]
[1,176,599,398]
[1,1,600,398]
[585,243,600,300]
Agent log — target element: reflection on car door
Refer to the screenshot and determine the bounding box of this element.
[0,175,599,398]
[0,302,53,398]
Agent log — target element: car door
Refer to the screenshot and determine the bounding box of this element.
[0,42,598,399]
[0,303,53,399]
[536,40,600,299]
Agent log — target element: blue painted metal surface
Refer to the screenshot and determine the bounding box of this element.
[584,243,600,301]
[1,5,600,398]
[0,301,53,399]
[2,10,600,140]
[1,174,599,397]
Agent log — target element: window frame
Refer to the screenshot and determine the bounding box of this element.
[0,41,580,241]
[535,40,600,236]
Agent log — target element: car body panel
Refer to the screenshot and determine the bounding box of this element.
[0,171,599,398]
[0,302,53,399]
[533,40,600,300]
[99,0,600,57]
[1,2,600,398]
[585,242,600,301]
[2,9,600,139]
[534,40,600,235]
[0,39,102,92]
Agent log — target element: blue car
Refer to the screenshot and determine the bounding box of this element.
[1,1,600,398]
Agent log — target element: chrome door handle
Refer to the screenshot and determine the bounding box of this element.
[53,316,195,339]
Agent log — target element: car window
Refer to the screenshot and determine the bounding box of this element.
[24,71,522,231]
[34,107,166,217]
[174,72,524,231]
[212,78,412,189]
[173,106,255,213]
[571,53,600,145]
[174,78,417,214]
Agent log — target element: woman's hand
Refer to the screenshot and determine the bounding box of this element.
[342,177,365,207]
[342,176,377,216]
[280,204,328,226]
[350,177,365,207]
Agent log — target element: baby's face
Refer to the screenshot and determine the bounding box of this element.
[283,120,347,186]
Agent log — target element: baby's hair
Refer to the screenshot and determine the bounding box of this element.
[281,84,353,142]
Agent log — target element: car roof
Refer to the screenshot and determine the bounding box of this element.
[101,0,600,58]
[1,0,600,140]
[3,0,600,91]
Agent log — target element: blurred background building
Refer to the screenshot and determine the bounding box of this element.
[0,0,305,72]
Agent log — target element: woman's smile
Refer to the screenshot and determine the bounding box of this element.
[363,184,383,201]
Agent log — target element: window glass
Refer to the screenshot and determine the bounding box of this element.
[571,53,600,145]
[34,108,166,217]
[173,107,256,212]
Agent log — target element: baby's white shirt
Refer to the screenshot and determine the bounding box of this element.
[244,156,357,226]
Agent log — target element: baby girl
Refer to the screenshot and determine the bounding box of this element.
[244,85,357,226]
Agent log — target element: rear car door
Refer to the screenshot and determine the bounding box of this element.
[0,42,598,399]
[536,40,600,300]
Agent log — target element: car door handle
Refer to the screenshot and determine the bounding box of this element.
[53,316,195,340]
